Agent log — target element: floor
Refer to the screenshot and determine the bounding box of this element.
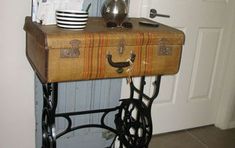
[149,126,235,148]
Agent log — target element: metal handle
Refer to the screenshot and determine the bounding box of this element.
[150,9,170,18]
[107,52,136,73]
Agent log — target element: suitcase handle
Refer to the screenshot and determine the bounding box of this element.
[107,52,136,73]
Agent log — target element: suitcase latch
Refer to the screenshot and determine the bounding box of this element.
[60,40,81,58]
[158,38,172,56]
[118,39,126,55]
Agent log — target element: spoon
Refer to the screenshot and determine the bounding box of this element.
[86,3,91,12]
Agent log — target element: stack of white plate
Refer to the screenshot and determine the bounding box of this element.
[56,10,88,30]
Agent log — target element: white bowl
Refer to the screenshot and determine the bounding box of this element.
[56,16,88,21]
[57,20,87,25]
[57,24,86,30]
[56,10,88,30]
[56,10,88,15]
[56,12,88,18]
[56,10,88,18]
[57,23,86,27]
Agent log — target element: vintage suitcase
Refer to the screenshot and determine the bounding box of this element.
[24,17,185,83]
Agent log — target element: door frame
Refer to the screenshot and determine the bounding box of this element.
[215,1,235,129]
[129,0,235,130]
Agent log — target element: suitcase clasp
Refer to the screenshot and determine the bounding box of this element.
[60,40,81,58]
[118,39,126,55]
[158,38,172,56]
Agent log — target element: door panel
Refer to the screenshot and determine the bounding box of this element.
[189,28,222,100]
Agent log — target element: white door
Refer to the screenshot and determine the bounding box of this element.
[122,0,235,134]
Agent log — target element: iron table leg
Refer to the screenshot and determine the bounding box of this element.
[115,76,161,148]
[40,76,161,148]
[41,83,58,148]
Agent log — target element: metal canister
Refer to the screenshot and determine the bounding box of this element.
[101,0,128,26]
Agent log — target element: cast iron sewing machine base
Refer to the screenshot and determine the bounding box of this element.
[41,76,161,148]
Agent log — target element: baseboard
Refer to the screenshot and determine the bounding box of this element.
[228,121,235,129]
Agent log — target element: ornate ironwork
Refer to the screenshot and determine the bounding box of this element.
[114,76,161,148]
[40,76,161,148]
[55,107,120,139]
[41,83,58,148]
[115,99,152,148]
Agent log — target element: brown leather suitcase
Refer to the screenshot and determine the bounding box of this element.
[24,17,184,83]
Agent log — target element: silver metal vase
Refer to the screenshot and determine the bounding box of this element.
[101,0,129,26]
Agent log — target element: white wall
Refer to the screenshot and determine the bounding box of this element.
[0,0,35,148]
